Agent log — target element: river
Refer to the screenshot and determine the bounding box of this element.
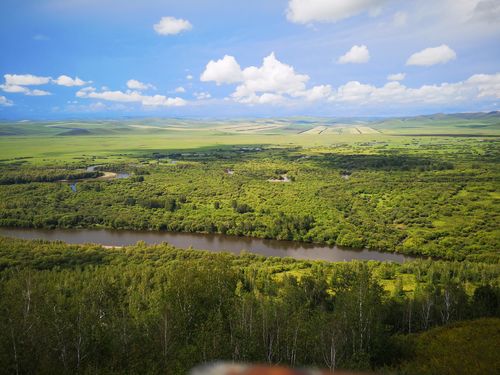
[0,227,418,263]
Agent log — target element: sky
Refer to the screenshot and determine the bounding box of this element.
[0,0,499,119]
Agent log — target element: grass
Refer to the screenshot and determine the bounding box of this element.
[0,133,497,165]
[394,318,500,375]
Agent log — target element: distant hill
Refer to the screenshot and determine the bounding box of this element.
[371,111,500,135]
[57,128,92,136]
[0,111,499,137]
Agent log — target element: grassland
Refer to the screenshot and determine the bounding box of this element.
[0,112,499,162]
[393,318,500,375]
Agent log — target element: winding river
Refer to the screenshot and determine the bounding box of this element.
[0,227,417,263]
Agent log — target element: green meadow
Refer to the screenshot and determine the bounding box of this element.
[1,113,499,163]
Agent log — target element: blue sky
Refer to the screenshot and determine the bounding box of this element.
[0,0,499,119]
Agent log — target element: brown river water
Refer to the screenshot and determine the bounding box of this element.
[0,227,418,263]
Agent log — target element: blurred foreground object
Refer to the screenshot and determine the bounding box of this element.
[190,363,371,375]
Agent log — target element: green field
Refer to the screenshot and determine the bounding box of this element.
[1,112,499,162]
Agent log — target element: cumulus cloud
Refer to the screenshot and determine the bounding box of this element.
[233,53,311,102]
[200,57,500,108]
[126,79,155,90]
[407,45,457,66]
[0,95,13,107]
[240,93,285,105]
[141,95,186,107]
[295,85,333,102]
[329,72,500,105]
[53,75,88,87]
[231,53,310,104]
[0,83,51,96]
[286,0,389,23]
[153,16,192,35]
[200,55,243,85]
[26,89,51,96]
[175,86,186,93]
[1,73,88,96]
[76,87,186,107]
[201,52,331,105]
[467,73,500,98]
[186,74,193,80]
[338,45,370,64]
[387,73,406,81]
[4,74,51,86]
[0,84,27,93]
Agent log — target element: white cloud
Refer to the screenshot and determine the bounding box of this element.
[26,89,51,96]
[231,53,310,103]
[286,0,389,24]
[53,75,88,87]
[194,91,211,100]
[0,84,27,93]
[241,93,285,105]
[295,85,333,102]
[0,96,13,107]
[201,52,331,105]
[200,55,243,85]
[338,45,370,64]
[387,73,406,81]
[76,87,186,107]
[186,74,193,80]
[126,79,155,90]
[1,73,80,96]
[141,95,186,107]
[466,73,500,98]
[153,16,192,35]
[0,84,51,96]
[407,44,457,66]
[334,81,376,102]
[175,86,186,93]
[4,74,51,86]
[329,72,500,105]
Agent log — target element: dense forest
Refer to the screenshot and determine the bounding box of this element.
[0,167,102,185]
[0,138,498,261]
[0,236,499,374]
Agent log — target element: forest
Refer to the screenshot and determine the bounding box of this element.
[0,236,499,374]
[0,137,498,262]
